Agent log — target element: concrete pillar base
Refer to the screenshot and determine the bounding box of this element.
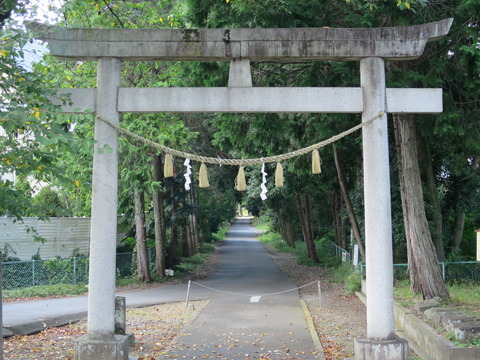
[74,334,130,360]
[354,337,409,360]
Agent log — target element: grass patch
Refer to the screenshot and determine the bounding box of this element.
[258,232,289,251]
[199,242,216,254]
[174,242,219,277]
[115,277,146,288]
[3,283,88,300]
[251,216,271,231]
[393,279,420,304]
[446,282,480,317]
[258,230,340,268]
[211,222,231,242]
[394,280,480,317]
[175,254,204,272]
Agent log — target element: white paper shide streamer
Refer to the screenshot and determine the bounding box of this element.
[184,158,192,190]
[260,163,268,201]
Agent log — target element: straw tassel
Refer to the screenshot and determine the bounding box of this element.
[275,162,284,187]
[235,166,247,191]
[312,149,322,174]
[164,153,174,178]
[199,163,210,188]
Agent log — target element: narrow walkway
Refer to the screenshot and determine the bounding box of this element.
[164,218,323,359]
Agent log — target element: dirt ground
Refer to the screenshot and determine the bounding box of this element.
[3,244,410,360]
[268,250,367,359]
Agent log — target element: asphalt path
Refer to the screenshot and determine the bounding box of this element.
[167,217,323,359]
[3,217,323,359]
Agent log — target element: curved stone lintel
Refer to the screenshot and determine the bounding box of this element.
[25,19,453,62]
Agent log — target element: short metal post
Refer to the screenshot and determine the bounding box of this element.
[73,257,77,285]
[317,280,322,308]
[441,262,446,281]
[32,259,35,287]
[185,280,192,309]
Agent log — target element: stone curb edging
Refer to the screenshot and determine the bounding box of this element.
[355,291,480,360]
[300,299,326,360]
[3,312,87,338]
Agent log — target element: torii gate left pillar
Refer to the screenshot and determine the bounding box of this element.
[74,58,130,358]
[29,19,453,360]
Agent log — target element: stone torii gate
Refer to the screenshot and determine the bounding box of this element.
[30,19,452,360]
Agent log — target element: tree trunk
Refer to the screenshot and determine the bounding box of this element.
[304,195,319,263]
[133,187,152,283]
[277,207,296,248]
[182,223,191,257]
[332,192,346,248]
[393,113,449,299]
[417,129,445,261]
[453,210,466,252]
[166,182,178,269]
[295,192,319,263]
[332,192,339,246]
[339,206,347,250]
[152,155,166,278]
[189,180,200,251]
[333,145,366,261]
[295,192,310,257]
[185,216,196,257]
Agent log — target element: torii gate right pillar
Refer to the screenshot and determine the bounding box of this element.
[354,57,409,359]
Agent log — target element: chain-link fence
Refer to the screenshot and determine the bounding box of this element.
[3,257,89,289]
[2,249,156,290]
[330,242,480,284]
[392,261,480,284]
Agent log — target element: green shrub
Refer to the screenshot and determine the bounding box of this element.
[332,263,353,283]
[332,263,361,294]
[345,272,361,294]
[258,231,282,244]
[314,237,340,267]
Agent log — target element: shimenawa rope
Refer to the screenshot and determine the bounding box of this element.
[96,112,384,166]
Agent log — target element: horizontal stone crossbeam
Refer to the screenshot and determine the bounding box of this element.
[26,19,453,61]
[54,87,442,114]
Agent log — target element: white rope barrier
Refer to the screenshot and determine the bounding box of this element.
[184,280,322,308]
